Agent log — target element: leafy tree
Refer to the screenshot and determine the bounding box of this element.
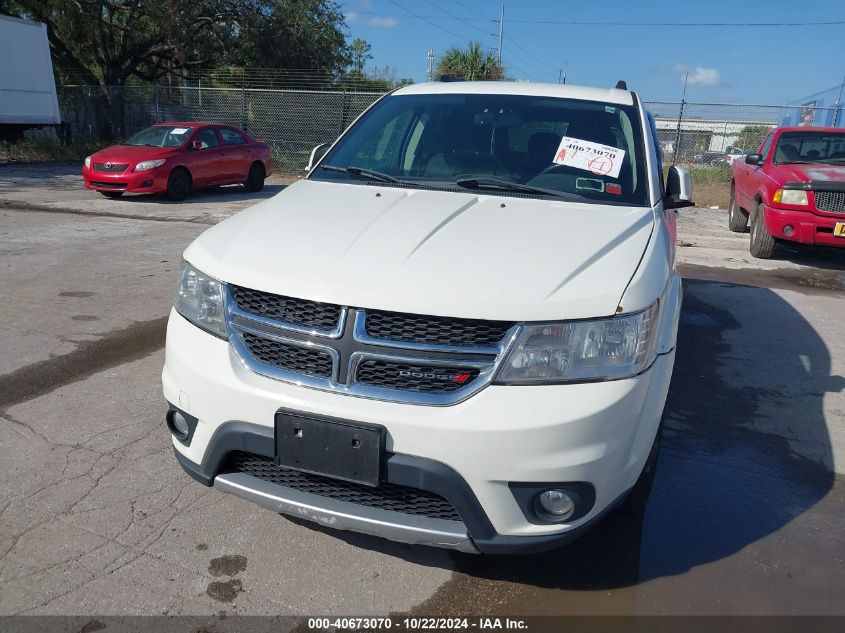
[436,41,502,81]
[1,0,238,87]
[349,38,372,74]
[0,0,352,136]
[225,0,350,74]
[734,125,772,152]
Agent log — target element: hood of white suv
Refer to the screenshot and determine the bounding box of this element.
[184,179,655,321]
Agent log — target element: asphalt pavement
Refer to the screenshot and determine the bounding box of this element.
[1,166,844,616]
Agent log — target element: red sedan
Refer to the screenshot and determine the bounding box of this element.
[82,122,273,201]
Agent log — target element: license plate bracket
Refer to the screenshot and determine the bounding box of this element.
[275,411,385,487]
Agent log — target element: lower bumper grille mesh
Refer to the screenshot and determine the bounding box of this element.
[223,451,462,521]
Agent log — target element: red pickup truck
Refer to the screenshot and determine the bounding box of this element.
[729,126,845,258]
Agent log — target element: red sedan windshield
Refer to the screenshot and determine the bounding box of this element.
[125,125,194,148]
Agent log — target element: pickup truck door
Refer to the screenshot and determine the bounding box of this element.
[738,133,774,207]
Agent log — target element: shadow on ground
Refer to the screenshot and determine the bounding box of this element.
[110,183,288,206]
[286,278,841,606]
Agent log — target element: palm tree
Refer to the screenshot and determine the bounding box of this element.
[436,42,503,81]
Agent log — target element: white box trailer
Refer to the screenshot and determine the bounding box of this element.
[0,14,61,140]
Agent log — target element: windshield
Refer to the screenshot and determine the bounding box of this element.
[125,125,194,147]
[312,93,649,205]
[774,131,845,164]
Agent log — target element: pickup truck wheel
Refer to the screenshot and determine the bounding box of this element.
[749,204,776,259]
[166,168,191,201]
[617,417,663,516]
[727,186,748,232]
[244,162,265,192]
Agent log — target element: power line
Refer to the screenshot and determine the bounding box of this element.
[450,0,492,21]
[354,12,845,27]
[385,1,473,43]
[419,0,497,39]
[507,39,557,71]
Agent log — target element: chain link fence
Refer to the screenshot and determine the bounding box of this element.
[6,82,844,205]
[47,84,383,174]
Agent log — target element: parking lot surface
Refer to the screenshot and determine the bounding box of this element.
[1,164,844,616]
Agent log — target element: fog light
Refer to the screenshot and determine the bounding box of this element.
[536,490,575,521]
[167,410,190,440]
[783,225,794,236]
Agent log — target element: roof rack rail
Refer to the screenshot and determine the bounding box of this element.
[439,74,465,82]
[614,80,628,90]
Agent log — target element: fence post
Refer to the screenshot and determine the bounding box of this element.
[240,70,246,130]
[339,91,349,137]
[154,83,160,123]
[673,99,685,165]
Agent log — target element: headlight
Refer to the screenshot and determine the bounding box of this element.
[773,189,808,205]
[134,158,166,172]
[175,262,227,339]
[494,302,659,384]
[84,156,91,168]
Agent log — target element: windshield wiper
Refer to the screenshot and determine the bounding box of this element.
[455,176,583,200]
[321,164,409,184]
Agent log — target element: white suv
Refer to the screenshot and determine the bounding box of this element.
[162,81,691,554]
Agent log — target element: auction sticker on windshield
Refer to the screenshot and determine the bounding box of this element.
[553,136,625,179]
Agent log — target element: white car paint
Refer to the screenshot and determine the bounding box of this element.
[185,180,656,321]
[163,81,684,553]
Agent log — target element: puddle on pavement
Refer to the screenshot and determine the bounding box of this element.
[208,554,248,577]
[206,578,244,602]
[206,554,248,603]
[404,278,842,615]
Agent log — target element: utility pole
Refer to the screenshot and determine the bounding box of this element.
[497,5,504,66]
[673,70,689,165]
[426,49,435,82]
[558,61,567,84]
[834,73,845,127]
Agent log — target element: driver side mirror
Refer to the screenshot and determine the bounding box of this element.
[745,153,763,166]
[191,140,202,151]
[665,165,694,209]
[306,143,330,172]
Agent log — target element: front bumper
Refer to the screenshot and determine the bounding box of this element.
[764,205,845,247]
[82,165,168,193]
[163,309,675,553]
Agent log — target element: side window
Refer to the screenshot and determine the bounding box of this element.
[759,134,774,159]
[194,128,219,149]
[220,128,246,145]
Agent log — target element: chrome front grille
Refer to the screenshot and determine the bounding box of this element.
[355,360,481,393]
[365,310,513,347]
[231,285,343,332]
[225,285,519,405]
[815,190,845,214]
[241,332,334,378]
